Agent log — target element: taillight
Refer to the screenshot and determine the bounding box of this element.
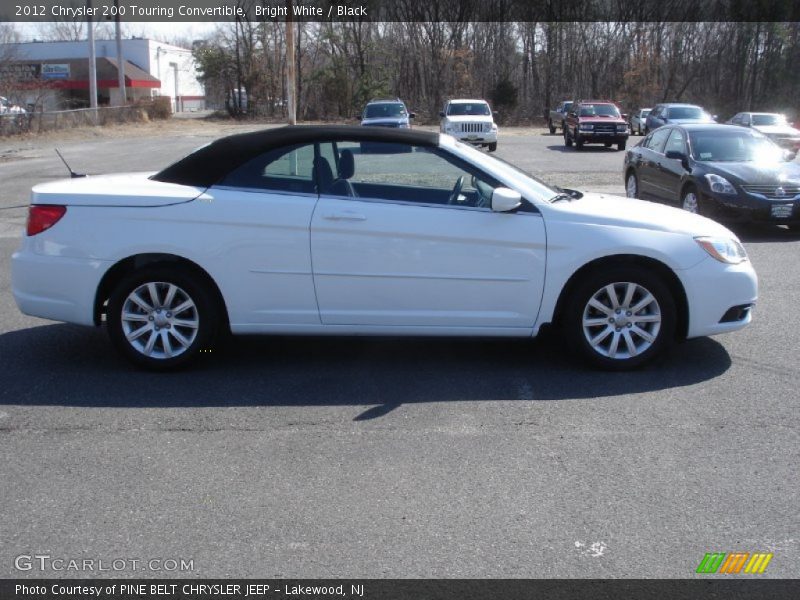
[26,205,66,236]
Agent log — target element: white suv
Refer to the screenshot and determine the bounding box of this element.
[439,99,498,151]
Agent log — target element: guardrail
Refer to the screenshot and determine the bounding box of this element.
[0,105,150,137]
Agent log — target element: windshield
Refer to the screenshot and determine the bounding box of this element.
[667,106,709,120]
[751,114,786,126]
[579,104,620,118]
[364,103,406,119]
[452,140,559,202]
[447,103,491,116]
[689,131,784,162]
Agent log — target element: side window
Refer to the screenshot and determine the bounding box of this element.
[664,129,686,154]
[647,128,672,153]
[730,114,741,125]
[326,141,500,208]
[219,143,316,194]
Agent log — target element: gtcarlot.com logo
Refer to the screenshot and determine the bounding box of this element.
[696,552,773,574]
[14,554,194,573]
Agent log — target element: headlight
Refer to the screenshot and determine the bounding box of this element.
[695,236,748,264]
[579,123,594,131]
[705,173,736,194]
[484,123,492,132]
[616,124,628,132]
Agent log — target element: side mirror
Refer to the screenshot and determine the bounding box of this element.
[409,112,416,119]
[491,187,522,212]
[783,149,796,162]
[493,111,499,117]
[665,149,690,169]
[621,113,628,120]
[712,115,718,121]
[439,111,445,118]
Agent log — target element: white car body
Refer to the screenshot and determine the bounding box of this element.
[12,126,757,369]
[440,99,498,148]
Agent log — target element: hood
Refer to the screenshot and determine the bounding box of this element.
[31,172,207,207]
[551,192,735,238]
[666,118,715,125]
[704,161,800,186]
[578,116,626,124]
[752,124,800,136]
[444,115,494,123]
[361,117,407,126]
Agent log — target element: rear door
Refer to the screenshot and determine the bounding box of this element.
[637,128,671,199]
[310,140,546,330]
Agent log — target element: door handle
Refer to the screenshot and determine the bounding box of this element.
[322,211,366,222]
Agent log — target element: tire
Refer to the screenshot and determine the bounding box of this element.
[574,130,583,150]
[562,266,677,370]
[548,120,556,134]
[488,142,497,152]
[625,171,639,199]
[564,127,573,147]
[637,125,643,136]
[681,185,701,214]
[107,266,219,370]
[618,141,627,151]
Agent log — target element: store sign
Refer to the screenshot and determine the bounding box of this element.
[41,64,70,79]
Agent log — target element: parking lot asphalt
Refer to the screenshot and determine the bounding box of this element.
[0,123,798,578]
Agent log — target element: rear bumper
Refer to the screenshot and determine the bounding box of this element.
[11,243,109,326]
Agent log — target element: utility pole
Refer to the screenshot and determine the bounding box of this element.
[114,0,126,104]
[286,0,296,125]
[87,0,98,115]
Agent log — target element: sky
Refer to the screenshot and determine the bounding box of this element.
[12,21,218,46]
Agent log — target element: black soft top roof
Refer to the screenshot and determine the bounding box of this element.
[152,125,440,188]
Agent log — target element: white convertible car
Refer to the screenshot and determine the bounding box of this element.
[12,126,757,370]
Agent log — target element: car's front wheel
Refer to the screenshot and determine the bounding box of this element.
[107,267,218,370]
[488,142,497,152]
[574,130,583,149]
[681,185,701,214]
[564,127,573,147]
[563,267,676,370]
[625,171,639,198]
[548,120,556,134]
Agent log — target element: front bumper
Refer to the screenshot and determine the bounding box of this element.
[11,243,109,326]
[704,189,800,225]
[680,256,758,339]
[448,130,498,145]
[576,130,629,143]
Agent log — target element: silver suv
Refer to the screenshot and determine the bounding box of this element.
[360,99,415,128]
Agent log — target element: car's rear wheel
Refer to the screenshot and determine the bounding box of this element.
[625,171,639,198]
[107,267,218,370]
[563,267,676,370]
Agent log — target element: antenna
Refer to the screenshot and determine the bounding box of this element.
[54,149,86,178]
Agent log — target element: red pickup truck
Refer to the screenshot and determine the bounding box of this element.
[564,100,629,151]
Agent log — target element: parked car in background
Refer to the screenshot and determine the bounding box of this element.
[0,96,26,115]
[629,108,651,135]
[12,125,756,371]
[624,123,800,228]
[548,100,573,134]
[564,100,629,150]
[727,112,800,158]
[439,99,498,151]
[360,98,415,128]
[645,103,715,134]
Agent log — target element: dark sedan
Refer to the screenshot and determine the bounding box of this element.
[623,124,800,229]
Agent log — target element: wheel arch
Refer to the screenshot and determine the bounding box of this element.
[93,253,230,330]
[550,254,689,340]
